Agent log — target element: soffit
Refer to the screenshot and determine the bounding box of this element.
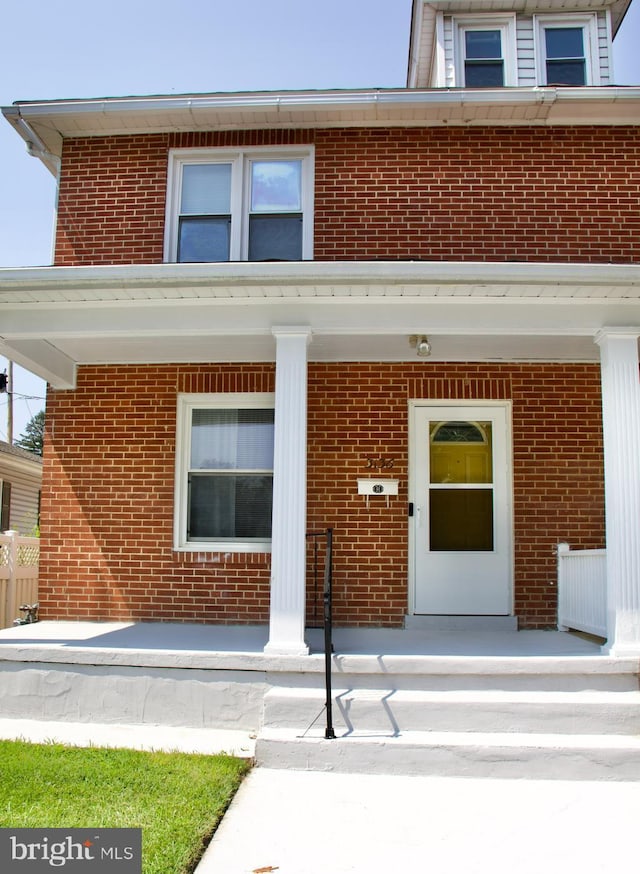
[412,0,630,32]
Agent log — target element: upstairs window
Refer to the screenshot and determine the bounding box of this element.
[536,16,599,86]
[165,148,314,263]
[454,17,516,88]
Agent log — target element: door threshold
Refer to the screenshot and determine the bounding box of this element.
[404,615,518,632]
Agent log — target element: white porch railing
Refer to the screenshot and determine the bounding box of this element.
[557,542,607,638]
[0,530,40,629]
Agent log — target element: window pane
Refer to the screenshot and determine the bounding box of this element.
[465,30,501,59]
[191,409,274,470]
[181,164,231,215]
[251,161,302,212]
[465,61,504,87]
[188,474,273,539]
[178,217,230,262]
[430,421,493,484]
[545,27,584,59]
[430,489,494,551]
[248,214,303,261]
[546,59,586,85]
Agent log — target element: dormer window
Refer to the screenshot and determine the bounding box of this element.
[544,28,586,85]
[535,15,599,87]
[453,17,517,88]
[463,30,504,87]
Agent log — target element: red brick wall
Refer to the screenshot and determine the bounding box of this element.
[54,127,640,266]
[40,364,275,623]
[40,362,604,629]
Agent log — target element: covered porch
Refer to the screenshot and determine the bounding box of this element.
[1,261,640,656]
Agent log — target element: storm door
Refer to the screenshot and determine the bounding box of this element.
[411,404,512,615]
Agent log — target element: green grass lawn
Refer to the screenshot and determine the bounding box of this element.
[0,740,251,874]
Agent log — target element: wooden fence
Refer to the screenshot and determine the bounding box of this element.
[0,530,39,629]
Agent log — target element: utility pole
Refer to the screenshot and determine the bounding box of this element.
[7,361,13,445]
[1,362,13,444]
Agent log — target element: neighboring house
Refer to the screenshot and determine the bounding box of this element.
[0,442,42,535]
[0,0,639,657]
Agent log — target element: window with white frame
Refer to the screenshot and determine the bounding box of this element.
[535,15,599,86]
[174,394,275,551]
[165,148,314,263]
[454,17,516,87]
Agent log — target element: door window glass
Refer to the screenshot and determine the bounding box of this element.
[429,420,494,551]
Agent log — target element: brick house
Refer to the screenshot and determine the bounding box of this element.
[1,0,639,658]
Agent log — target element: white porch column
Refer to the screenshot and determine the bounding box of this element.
[596,329,640,656]
[264,326,312,656]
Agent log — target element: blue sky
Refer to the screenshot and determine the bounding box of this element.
[0,0,639,441]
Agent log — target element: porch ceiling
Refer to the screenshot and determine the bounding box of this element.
[1,261,639,388]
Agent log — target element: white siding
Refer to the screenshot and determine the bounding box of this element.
[516,17,536,86]
[443,17,455,87]
[597,10,612,85]
[6,472,40,534]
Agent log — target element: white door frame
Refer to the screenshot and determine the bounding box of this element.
[408,399,515,616]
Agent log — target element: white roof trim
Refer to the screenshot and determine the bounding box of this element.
[4,86,640,173]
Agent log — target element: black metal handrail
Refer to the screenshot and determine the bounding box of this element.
[306,527,335,740]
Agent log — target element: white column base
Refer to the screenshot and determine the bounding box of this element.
[601,642,640,658]
[263,640,310,657]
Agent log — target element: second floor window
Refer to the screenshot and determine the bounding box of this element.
[165,147,314,263]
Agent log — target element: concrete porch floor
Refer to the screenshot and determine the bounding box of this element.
[0,620,606,661]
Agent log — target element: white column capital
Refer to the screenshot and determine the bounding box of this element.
[595,328,640,347]
[271,325,313,342]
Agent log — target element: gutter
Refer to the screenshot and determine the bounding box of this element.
[8,85,640,117]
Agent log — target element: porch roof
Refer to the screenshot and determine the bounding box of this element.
[0,260,639,388]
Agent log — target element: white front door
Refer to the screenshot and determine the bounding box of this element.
[410,403,512,615]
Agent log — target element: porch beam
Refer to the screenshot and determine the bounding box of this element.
[596,328,640,657]
[264,326,312,656]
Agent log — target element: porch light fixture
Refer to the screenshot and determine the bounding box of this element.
[409,334,432,357]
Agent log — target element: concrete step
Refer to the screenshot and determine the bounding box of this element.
[256,728,640,780]
[263,686,640,735]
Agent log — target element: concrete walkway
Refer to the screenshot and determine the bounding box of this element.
[197,767,640,874]
[1,717,638,873]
